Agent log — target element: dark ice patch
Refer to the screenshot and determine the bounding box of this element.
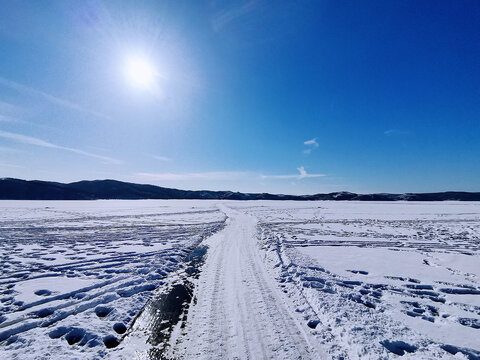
[133,245,208,358]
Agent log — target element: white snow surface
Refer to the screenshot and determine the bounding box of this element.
[0,200,479,359]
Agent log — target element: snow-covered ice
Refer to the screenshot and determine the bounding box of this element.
[0,200,226,359]
[236,201,480,359]
[0,200,479,359]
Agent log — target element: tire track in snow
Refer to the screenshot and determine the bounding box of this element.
[175,205,324,359]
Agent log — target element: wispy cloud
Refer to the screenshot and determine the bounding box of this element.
[0,114,18,123]
[212,1,257,31]
[0,162,24,169]
[262,166,325,180]
[153,155,172,162]
[0,76,110,120]
[0,146,25,153]
[297,166,323,179]
[384,129,409,136]
[136,166,325,183]
[304,138,319,147]
[136,171,249,181]
[0,130,121,164]
[303,137,319,155]
[0,100,27,123]
[0,100,18,114]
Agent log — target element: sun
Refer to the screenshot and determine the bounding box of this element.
[125,56,157,89]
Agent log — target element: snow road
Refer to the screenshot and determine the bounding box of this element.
[174,205,324,359]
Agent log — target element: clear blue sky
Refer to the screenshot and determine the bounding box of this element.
[0,0,479,194]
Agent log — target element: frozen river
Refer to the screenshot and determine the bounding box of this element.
[0,200,479,359]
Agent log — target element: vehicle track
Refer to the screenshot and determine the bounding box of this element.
[175,205,324,359]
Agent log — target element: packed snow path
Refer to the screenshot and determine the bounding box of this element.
[173,205,323,359]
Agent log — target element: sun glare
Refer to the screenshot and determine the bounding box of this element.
[125,56,157,89]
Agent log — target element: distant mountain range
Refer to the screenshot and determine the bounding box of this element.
[1,178,479,201]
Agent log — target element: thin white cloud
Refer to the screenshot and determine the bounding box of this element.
[304,138,319,147]
[297,166,324,179]
[0,130,121,164]
[0,146,24,153]
[303,137,319,155]
[137,167,325,183]
[0,100,26,123]
[0,100,18,114]
[212,1,257,31]
[0,162,24,169]
[153,155,172,162]
[261,166,325,180]
[136,171,249,181]
[0,76,110,120]
[384,129,409,136]
[0,114,18,123]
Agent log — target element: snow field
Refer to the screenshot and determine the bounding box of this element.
[0,200,226,359]
[236,201,480,359]
[0,200,479,359]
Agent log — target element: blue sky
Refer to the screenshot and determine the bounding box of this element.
[0,0,479,194]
